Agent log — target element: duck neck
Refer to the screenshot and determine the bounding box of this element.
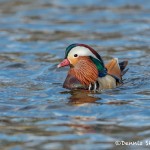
[69,57,98,86]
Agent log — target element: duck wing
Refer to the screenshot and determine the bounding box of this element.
[105,58,128,80]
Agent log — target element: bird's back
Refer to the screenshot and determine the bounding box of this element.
[105,58,128,80]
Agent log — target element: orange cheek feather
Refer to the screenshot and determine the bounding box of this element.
[68,56,78,66]
[68,57,98,86]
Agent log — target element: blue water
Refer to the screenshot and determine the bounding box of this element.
[0,0,150,150]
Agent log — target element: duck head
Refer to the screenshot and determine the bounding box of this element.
[57,44,107,89]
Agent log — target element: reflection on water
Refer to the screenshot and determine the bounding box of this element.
[0,0,150,149]
[68,90,99,105]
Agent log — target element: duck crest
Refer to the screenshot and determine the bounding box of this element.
[65,43,78,58]
[78,44,103,63]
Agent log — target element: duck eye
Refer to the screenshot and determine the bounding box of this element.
[74,54,78,57]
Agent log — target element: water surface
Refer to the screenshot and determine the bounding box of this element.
[0,0,150,150]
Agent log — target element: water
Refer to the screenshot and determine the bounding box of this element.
[0,0,150,149]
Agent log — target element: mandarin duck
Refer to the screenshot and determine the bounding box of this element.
[57,44,128,92]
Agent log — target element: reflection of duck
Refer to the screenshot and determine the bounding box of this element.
[58,44,128,92]
[68,90,99,105]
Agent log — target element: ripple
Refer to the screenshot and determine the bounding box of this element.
[0,0,150,149]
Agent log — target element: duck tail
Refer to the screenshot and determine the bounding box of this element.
[119,61,129,76]
[105,58,128,80]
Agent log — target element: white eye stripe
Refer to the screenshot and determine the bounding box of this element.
[68,46,98,60]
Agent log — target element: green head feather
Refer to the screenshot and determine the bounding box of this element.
[65,44,78,58]
[90,56,107,77]
[90,56,104,71]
